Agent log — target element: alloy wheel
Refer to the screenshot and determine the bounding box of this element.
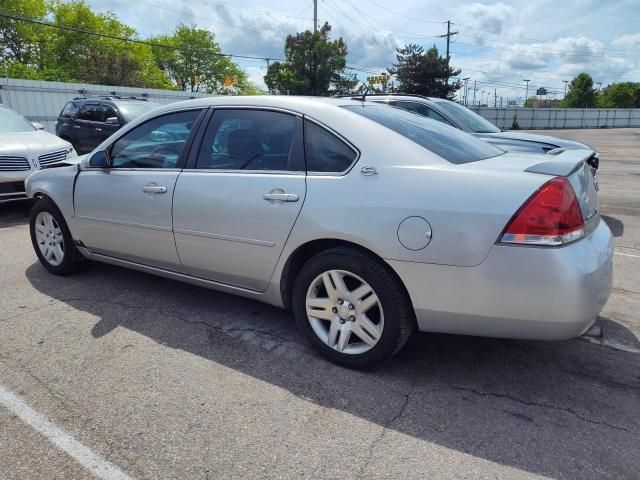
[34,211,65,266]
[306,269,384,355]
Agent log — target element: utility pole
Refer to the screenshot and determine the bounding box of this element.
[438,20,458,85]
[562,80,568,98]
[523,79,530,106]
[462,77,470,106]
[494,89,497,107]
[472,80,477,106]
[313,0,318,33]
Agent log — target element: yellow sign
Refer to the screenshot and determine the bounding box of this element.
[224,75,232,87]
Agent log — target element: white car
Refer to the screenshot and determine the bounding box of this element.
[0,105,76,203]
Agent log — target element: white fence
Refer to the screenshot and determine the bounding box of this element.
[0,78,213,133]
[471,107,640,130]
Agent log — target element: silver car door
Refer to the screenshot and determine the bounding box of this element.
[173,108,306,291]
[74,109,203,271]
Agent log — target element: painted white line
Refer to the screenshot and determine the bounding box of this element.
[615,251,640,258]
[0,383,132,480]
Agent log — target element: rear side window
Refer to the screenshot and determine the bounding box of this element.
[343,104,503,164]
[77,104,102,122]
[101,104,118,121]
[59,102,79,118]
[196,109,304,172]
[395,101,454,126]
[304,121,357,173]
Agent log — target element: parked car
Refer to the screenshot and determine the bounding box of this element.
[0,104,76,204]
[26,97,612,368]
[55,96,159,154]
[367,94,600,164]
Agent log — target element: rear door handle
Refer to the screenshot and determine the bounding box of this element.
[263,192,299,202]
[95,127,102,131]
[73,125,81,129]
[142,185,167,194]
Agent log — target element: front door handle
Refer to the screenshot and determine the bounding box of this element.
[263,192,299,202]
[95,127,102,132]
[142,185,167,194]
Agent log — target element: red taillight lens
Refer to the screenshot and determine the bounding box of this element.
[500,177,585,246]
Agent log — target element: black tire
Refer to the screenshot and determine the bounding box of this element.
[292,247,415,369]
[29,197,84,275]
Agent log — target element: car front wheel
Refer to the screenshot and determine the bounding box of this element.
[30,198,84,275]
[292,247,414,369]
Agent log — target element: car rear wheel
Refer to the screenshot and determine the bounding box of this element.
[292,247,414,369]
[30,198,84,275]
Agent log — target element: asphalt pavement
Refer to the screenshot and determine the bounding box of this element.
[0,128,639,479]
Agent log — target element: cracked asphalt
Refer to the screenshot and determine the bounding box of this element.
[1,128,639,479]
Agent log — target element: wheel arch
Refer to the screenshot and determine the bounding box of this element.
[278,238,414,312]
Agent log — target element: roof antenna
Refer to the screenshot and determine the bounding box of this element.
[352,84,370,102]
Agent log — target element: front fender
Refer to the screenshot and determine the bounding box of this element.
[25,165,80,238]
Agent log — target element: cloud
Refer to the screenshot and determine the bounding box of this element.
[612,33,640,47]
[455,2,516,44]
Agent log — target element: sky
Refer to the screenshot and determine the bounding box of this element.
[84,0,640,103]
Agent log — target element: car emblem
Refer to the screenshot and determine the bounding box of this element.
[361,165,377,176]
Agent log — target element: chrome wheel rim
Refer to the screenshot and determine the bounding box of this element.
[34,212,64,266]
[306,270,384,355]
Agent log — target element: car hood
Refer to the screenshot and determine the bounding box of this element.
[474,131,592,153]
[0,131,71,158]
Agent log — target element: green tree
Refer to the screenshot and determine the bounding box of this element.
[264,22,356,95]
[597,82,640,108]
[150,25,255,94]
[561,72,597,108]
[388,44,461,99]
[0,0,48,66]
[49,1,170,88]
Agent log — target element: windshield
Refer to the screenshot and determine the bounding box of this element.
[433,100,500,133]
[343,104,503,164]
[118,102,158,122]
[0,107,36,133]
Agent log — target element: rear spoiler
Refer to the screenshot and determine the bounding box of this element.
[525,148,597,177]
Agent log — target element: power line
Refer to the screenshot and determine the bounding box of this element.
[363,0,445,24]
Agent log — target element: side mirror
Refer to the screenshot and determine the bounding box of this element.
[32,122,45,130]
[105,116,120,125]
[89,150,110,168]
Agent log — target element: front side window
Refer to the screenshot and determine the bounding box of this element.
[0,107,36,133]
[396,101,454,126]
[196,109,303,171]
[78,104,101,122]
[432,100,500,133]
[343,104,503,164]
[109,110,200,169]
[101,105,119,122]
[304,121,358,173]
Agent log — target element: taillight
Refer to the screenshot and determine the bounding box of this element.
[500,177,585,246]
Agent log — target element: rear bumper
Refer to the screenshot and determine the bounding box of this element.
[0,171,30,203]
[387,218,614,340]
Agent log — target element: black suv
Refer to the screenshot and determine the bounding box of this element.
[55,96,159,154]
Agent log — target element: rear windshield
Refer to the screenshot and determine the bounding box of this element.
[343,104,503,164]
[117,102,158,122]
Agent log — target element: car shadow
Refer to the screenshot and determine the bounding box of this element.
[602,215,624,237]
[0,201,31,230]
[25,261,640,479]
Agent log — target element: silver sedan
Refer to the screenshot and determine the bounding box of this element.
[0,105,76,203]
[24,96,613,368]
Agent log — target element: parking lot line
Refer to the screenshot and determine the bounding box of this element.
[615,251,640,258]
[0,383,132,480]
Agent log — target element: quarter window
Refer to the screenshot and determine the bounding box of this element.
[304,120,357,173]
[109,110,200,169]
[101,105,119,122]
[396,101,453,126]
[60,102,79,119]
[196,109,303,171]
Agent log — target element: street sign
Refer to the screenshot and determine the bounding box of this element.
[536,87,547,96]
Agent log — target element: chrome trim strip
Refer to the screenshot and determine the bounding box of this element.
[85,252,264,295]
[173,228,275,247]
[76,215,172,232]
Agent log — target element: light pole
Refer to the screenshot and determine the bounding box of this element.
[562,80,568,98]
[597,81,603,91]
[481,90,486,105]
[462,77,470,106]
[523,79,530,106]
